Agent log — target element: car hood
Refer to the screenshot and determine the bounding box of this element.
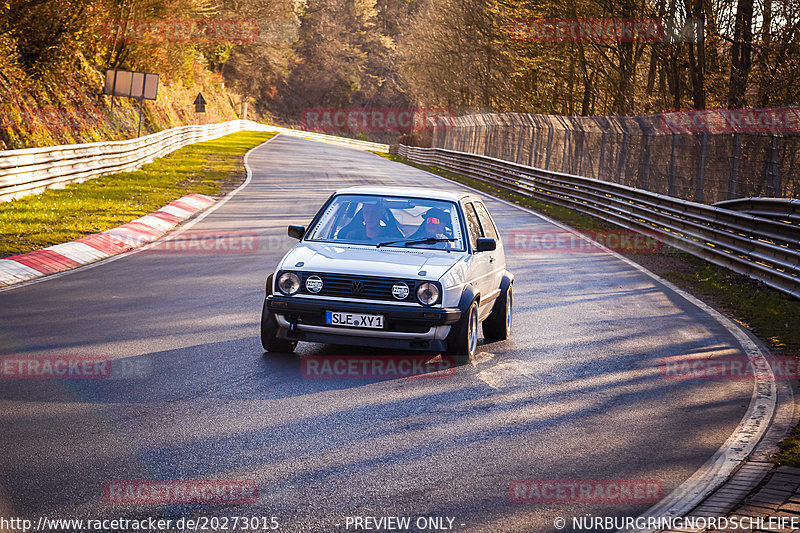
[279,242,463,280]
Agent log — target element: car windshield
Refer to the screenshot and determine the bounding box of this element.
[306,194,466,251]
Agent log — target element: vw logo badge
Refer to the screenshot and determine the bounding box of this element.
[351,280,364,295]
[391,282,409,300]
[305,275,323,293]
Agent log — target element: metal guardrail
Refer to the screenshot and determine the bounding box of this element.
[396,144,800,299]
[264,125,390,153]
[714,197,800,226]
[0,120,388,202]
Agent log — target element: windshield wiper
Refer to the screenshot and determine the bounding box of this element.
[376,237,456,248]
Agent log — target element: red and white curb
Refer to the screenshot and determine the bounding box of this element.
[0,193,215,287]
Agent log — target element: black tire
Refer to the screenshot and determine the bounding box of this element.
[260,299,297,353]
[483,283,512,340]
[446,300,479,365]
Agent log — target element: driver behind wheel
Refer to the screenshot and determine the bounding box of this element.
[338,199,403,242]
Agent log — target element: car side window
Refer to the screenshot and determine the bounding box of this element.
[463,202,482,251]
[473,202,498,241]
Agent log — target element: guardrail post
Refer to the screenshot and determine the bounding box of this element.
[616,133,628,184]
[136,97,145,137]
[598,132,606,181]
[695,132,708,202]
[728,133,741,200]
[545,123,554,170]
[516,126,525,166]
[640,132,652,190]
[577,129,586,177]
[763,135,780,197]
[669,133,679,196]
[528,127,536,167]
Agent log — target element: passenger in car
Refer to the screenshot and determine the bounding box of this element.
[407,208,454,248]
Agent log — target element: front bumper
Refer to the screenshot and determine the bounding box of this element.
[266,295,462,351]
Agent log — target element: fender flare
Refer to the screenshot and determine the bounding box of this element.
[488,271,514,318]
[457,284,480,316]
[265,273,274,297]
[445,284,480,346]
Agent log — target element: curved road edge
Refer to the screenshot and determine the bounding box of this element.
[0,135,785,530]
[389,153,784,532]
[0,135,280,294]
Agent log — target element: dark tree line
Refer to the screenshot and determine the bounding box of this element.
[1,0,798,124]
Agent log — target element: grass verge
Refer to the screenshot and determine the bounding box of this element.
[0,131,274,257]
[375,151,800,465]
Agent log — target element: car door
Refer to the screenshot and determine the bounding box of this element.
[472,201,505,298]
[462,201,494,318]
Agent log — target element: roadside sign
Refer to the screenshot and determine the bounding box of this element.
[194,93,207,113]
[104,69,159,138]
[104,70,159,100]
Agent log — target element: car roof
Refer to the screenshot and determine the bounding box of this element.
[334,186,474,203]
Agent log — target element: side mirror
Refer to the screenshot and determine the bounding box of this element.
[288,225,306,240]
[476,237,496,252]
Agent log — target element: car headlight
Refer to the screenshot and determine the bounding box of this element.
[278,272,301,295]
[416,282,440,305]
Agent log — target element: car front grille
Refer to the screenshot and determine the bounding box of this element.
[297,272,422,303]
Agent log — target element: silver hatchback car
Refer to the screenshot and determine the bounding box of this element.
[261,186,513,364]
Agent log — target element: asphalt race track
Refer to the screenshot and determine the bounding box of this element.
[0,135,754,532]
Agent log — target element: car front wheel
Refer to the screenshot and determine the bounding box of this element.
[447,300,479,365]
[483,283,512,340]
[260,299,297,353]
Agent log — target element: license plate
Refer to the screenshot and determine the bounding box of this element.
[326,311,385,329]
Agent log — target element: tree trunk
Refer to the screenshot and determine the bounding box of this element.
[728,0,754,108]
[685,0,706,108]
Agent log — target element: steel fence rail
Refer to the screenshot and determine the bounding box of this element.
[0,120,388,202]
[714,198,800,226]
[396,144,800,299]
[263,125,390,153]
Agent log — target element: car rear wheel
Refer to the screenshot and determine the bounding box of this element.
[483,283,512,340]
[260,299,297,353]
[447,300,479,364]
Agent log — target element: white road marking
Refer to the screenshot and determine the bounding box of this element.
[0,259,43,285]
[45,242,110,265]
[174,195,212,210]
[132,214,177,232]
[159,205,193,219]
[475,358,541,389]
